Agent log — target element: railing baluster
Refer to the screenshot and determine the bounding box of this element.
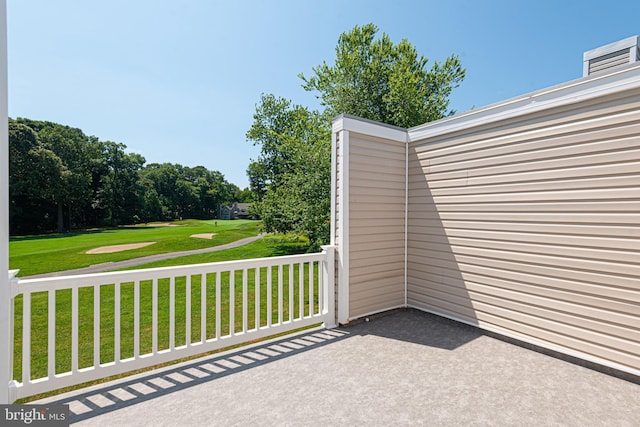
[267,266,273,327]
[94,285,100,367]
[22,292,31,383]
[186,275,191,347]
[242,269,248,333]
[267,267,272,328]
[48,290,55,378]
[309,261,315,316]
[134,281,140,359]
[72,287,78,372]
[215,272,221,339]
[152,278,158,355]
[200,274,206,343]
[289,263,294,322]
[299,262,304,320]
[169,276,175,350]
[255,268,260,329]
[114,282,120,364]
[318,261,326,314]
[278,265,283,325]
[229,270,235,336]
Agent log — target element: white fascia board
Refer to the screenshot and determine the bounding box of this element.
[332,114,408,143]
[408,63,640,142]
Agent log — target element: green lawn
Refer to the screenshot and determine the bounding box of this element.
[10,219,262,276]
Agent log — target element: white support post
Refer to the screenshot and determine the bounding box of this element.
[336,129,350,325]
[0,0,10,404]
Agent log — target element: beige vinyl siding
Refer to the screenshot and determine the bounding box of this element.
[407,88,640,374]
[348,133,405,318]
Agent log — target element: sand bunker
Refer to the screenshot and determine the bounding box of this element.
[190,233,218,239]
[87,242,156,254]
[146,222,179,227]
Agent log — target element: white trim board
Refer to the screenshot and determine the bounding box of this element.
[409,63,640,142]
[332,64,640,145]
[333,114,407,142]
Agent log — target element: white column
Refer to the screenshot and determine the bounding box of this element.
[336,128,349,325]
[0,0,11,404]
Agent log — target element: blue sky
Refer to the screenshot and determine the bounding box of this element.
[7,0,640,188]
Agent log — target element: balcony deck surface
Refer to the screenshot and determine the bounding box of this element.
[36,309,639,426]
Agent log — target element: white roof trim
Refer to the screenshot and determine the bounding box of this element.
[332,114,407,143]
[408,63,640,142]
[330,62,640,145]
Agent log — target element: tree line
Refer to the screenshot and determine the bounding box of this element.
[246,23,465,250]
[9,118,253,235]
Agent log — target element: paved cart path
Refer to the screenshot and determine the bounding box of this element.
[23,235,263,279]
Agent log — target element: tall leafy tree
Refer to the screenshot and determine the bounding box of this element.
[247,94,331,249]
[16,118,93,231]
[249,23,465,248]
[246,161,268,200]
[185,166,231,219]
[94,141,146,225]
[233,187,256,203]
[300,23,465,128]
[8,120,68,234]
[139,162,237,221]
[139,163,181,220]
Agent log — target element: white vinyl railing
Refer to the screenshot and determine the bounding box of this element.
[1,246,335,403]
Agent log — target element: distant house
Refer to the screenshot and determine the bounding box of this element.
[219,202,253,220]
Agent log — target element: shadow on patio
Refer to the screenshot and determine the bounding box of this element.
[37,309,639,426]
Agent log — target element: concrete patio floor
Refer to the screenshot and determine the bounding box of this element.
[36,309,639,426]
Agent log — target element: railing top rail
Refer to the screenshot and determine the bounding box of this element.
[15,247,333,293]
